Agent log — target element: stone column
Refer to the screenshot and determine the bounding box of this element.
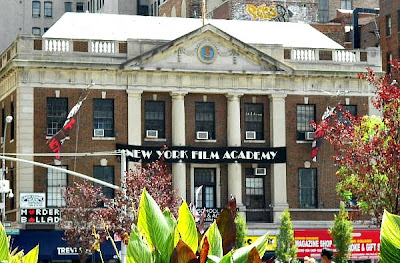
[127,90,142,170]
[269,94,289,223]
[171,91,187,200]
[226,93,244,211]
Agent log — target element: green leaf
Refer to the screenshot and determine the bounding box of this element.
[207,255,221,263]
[23,245,39,263]
[127,225,153,263]
[0,222,10,262]
[232,233,269,263]
[177,201,198,253]
[216,251,234,263]
[380,210,400,263]
[202,222,223,259]
[137,189,175,263]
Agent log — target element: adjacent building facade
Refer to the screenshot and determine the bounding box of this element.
[0,13,381,261]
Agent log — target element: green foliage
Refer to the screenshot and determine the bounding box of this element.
[0,222,39,263]
[235,214,247,249]
[127,189,270,263]
[276,210,297,263]
[330,202,353,263]
[380,210,400,263]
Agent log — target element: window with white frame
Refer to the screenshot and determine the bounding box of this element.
[32,27,41,36]
[64,2,73,12]
[296,104,316,140]
[340,0,352,10]
[93,99,114,137]
[76,2,84,12]
[386,15,392,37]
[194,168,216,208]
[47,166,67,207]
[145,101,165,138]
[32,1,41,17]
[195,102,215,140]
[47,98,68,136]
[245,168,265,209]
[299,168,317,208]
[44,1,53,17]
[93,166,114,199]
[244,103,264,140]
[318,0,329,23]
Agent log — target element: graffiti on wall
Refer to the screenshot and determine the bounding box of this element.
[244,4,291,21]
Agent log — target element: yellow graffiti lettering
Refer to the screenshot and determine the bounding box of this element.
[245,4,279,20]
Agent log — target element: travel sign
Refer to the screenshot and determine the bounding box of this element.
[116,144,286,164]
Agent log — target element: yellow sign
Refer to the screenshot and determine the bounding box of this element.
[246,235,277,250]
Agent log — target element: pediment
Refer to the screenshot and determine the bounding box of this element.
[122,24,293,74]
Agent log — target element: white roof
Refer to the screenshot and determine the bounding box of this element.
[43,13,344,49]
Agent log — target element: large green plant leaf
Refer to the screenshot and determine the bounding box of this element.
[127,225,153,263]
[170,240,198,263]
[232,233,269,263]
[9,252,23,263]
[0,222,10,262]
[380,210,400,263]
[177,201,198,253]
[202,222,223,259]
[137,189,175,263]
[23,245,39,263]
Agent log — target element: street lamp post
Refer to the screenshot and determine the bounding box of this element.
[1,115,13,225]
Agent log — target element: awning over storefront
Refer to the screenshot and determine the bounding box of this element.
[10,230,120,261]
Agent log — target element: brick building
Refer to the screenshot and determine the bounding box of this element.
[0,13,381,261]
[379,0,400,73]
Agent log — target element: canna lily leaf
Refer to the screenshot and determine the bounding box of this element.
[247,247,262,263]
[0,222,10,262]
[137,189,175,263]
[215,208,236,255]
[170,240,198,263]
[177,201,198,253]
[202,222,223,259]
[23,245,39,263]
[127,225,153,263]
[380,210,400,263]
[232,233,269,263]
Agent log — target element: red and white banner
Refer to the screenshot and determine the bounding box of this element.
[295,229,380,259]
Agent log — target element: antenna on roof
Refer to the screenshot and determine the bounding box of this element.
[202,0,206,26]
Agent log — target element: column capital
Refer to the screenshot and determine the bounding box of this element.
[268,93,287,100]
[226,92,243,101]
[170,91,188,100]
[127,89,143,99]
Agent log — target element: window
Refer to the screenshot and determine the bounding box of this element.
[44,1,53,17]
[76,2,84,12]
[44,27,49,33]
[387,53,393,73]
[340,0,352,10]
[145,101,165,138]
[94,166,114,199]
[32,27,41,36]
[1,108,5,139]
[338,105,357,123]
[318,0,329,23]
[386,15,392,37]
[194,168,216,208]
[32,1,41,17]
[47,98,68,136]
[244,103,264,140]
[10,102,14,141]
[195,102,215,140]
[398,10,400,32]
[245,168,265,209]
[64,2,73,12]
[47,166,67,207]
[299,168,317,208]
[296,104,316,140]
[93,99,114,137]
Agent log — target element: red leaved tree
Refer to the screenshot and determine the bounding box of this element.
[312,60,400,224]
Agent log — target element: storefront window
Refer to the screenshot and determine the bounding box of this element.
[194,168,216,208]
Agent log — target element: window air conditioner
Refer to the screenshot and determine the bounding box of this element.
[196,131,209,140]
[146,130,158,139]
[305,131,315,141]
[254,168,267,176]
[93,129,105,137]
[245,131,256,140]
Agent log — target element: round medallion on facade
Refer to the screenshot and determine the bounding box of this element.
[198,43,216,64]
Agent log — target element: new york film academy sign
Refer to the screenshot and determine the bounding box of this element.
[117,144,286,164]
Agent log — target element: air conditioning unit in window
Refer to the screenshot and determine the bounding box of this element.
[93,129,105,137]
[305,131,315,141]
[196,131,209,140]
[245,131,256,140]
[146,130,158,139]
[254,168,266,176]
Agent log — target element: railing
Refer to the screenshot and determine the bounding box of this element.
[42,39,123,54]
[0,41,18,70]
[285,48,367,63]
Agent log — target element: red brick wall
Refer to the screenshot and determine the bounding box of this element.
[211,2,230,19]
[380,0,400,72]
[311,23,345,47]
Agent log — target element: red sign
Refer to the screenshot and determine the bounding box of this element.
[294,229,380,259]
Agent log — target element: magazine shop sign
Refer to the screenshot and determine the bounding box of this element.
[117,144,286,164]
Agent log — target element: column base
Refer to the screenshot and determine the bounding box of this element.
[272,203,289,223]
